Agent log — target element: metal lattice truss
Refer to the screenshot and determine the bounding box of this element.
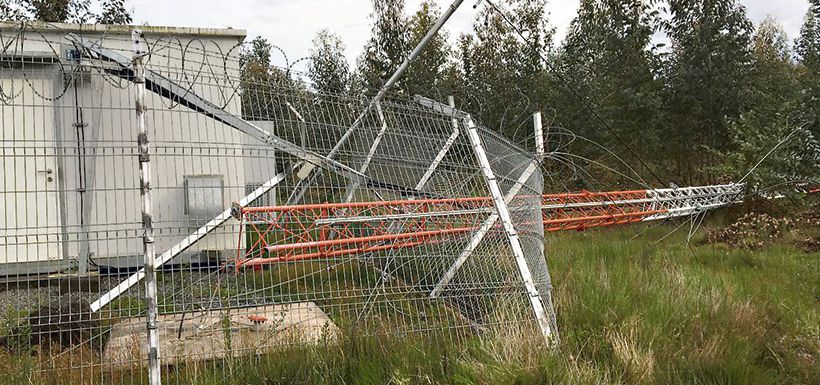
[540,184,744,231]
[231,183,744,298]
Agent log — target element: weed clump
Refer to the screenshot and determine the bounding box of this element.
[704,202,819,250]
[0,298,100,354]
[704,212,795,249]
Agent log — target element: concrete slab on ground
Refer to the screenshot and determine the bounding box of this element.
[102,301,337,366]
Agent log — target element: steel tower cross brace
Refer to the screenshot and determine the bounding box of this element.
[412,96,547,303]
[415,95,460,191]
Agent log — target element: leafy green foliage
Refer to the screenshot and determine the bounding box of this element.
[795,0,820,140]
[299,0,813,192]
[404,0,450,98]
[0,0,132,24]
[3,0,813,191]
[239,36,307,122]
[97,0,131,24]
[356,0,410,96]
[309,30,351,96]
[556,0,663,170]
[663,0,754,184]
[455,0,553,141]
[720,17,820,192]
[724,114,819,193]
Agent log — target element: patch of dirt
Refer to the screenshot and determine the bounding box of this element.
[704,213,794,250]
[798,203,820,226]
[28,298,99,350]
[797,238,820,253]
[704,203,819,252]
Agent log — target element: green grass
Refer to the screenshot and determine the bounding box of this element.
[545,226,818,384]
[1,221,817,384]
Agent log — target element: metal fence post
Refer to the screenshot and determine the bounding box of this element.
[533,111,544,159]
[461,114,553,341]
[133,29,161,385]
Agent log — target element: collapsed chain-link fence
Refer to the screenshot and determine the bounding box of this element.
[0,23,557,383]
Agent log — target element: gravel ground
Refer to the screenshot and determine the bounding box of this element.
[0,270,280,318]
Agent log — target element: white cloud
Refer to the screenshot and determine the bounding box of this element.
[132,0,812,70]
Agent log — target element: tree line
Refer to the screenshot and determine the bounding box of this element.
[295,0,820,190]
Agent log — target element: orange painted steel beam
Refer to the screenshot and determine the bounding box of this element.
[264,226,474,253]
[543,210,664,227]
[233,189,666,268]
[236,239,431,267]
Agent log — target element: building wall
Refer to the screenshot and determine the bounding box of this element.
[0,23,266,273]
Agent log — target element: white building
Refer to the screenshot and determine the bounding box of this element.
[0,22,278,275]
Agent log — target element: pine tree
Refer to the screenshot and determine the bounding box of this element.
[240,36,308,147]
[434,33,472,104]
[461,0,552,139]
[747,17,799,112]
[240,36,276,120]
[557,0,663,161]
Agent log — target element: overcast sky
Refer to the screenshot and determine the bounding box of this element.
[132,0,811,70]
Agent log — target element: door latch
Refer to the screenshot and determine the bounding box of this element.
[37,168,54,182]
